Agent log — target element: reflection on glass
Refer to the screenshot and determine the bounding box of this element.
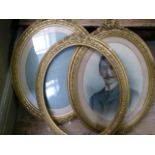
[25,46,39,98]
[32,33,50,54]
[32,29,65,61]
[45,79,60,97]
[44,47,76,109]
[25,27,72,102]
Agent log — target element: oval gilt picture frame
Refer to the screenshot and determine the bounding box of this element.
[36,34,129,134]
[91,26,155,132]
[11,19,88,123]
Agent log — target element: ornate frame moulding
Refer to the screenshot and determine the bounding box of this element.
[11,19,88,123]
[91,20,155,133]
[36,34,129,135]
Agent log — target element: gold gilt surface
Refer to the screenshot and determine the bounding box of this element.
[91,22,155,133]
[36,34,129,135]
[11,19,89,123]
[11,20,155,135]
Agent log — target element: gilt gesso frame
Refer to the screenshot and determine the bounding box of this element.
[36,34,129,135]
[90,25,155,133]
[11,19,88,123]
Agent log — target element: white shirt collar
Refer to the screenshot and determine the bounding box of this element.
[105,81,118,91]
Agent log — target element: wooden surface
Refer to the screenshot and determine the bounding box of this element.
[13,104,96,135]
[18,19,155,41]
[13,105,52,135]
[19,19,155,27]
[13,100,155,135]
[128,101,155,135]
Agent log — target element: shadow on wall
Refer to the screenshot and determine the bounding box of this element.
[0,19,19,134]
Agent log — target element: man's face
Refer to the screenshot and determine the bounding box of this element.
[99,59,116,86]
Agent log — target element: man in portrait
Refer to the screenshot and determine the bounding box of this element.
[90,56,139,117]
[90,56,119,115]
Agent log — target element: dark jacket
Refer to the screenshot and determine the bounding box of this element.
[90,85,119,114]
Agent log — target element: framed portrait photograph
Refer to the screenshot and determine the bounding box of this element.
[92,26,155,132]
[69,44,129,134]
[11,19,88,122]
[77,50,121,124]
[35,34,129,134]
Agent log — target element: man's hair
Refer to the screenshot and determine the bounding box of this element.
[99,55,106,72]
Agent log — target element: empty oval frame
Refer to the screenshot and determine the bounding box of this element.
[93,28,155,132]
[36,34,129,134]
[11,20,88,122]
